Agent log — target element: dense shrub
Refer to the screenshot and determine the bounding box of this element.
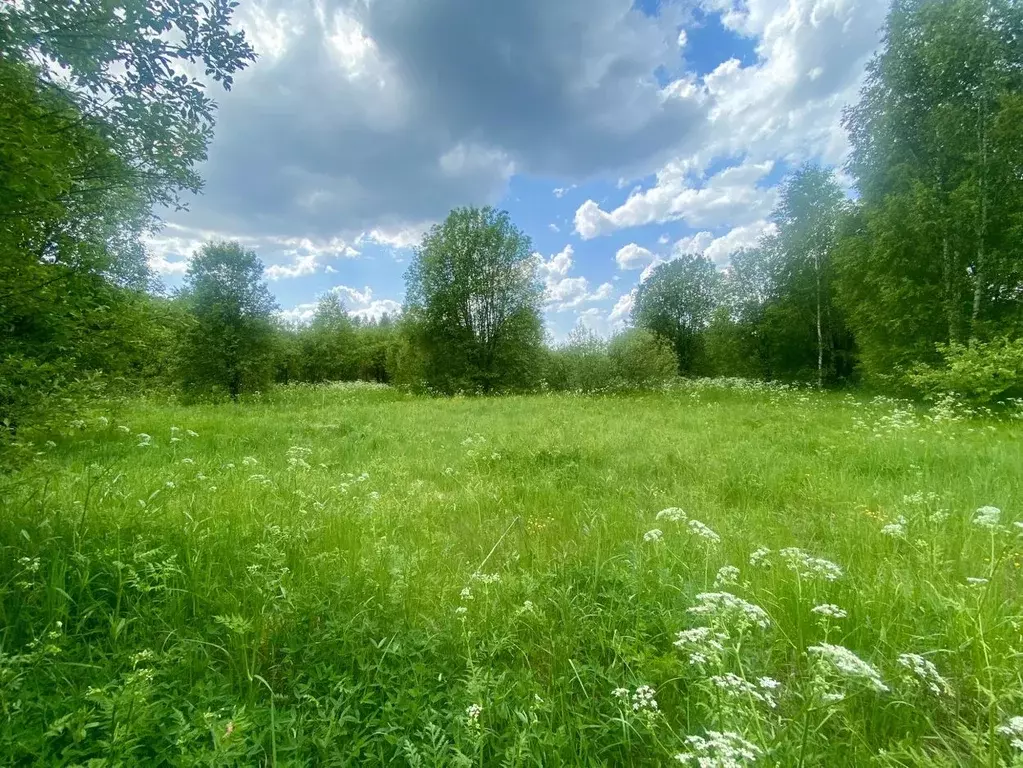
[906,337,1023,406]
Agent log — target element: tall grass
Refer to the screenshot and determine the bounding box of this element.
[1,381,1021,765]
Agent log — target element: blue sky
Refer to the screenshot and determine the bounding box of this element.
[148,0,889,340]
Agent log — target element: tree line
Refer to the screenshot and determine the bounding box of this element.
[3,0,1023,449]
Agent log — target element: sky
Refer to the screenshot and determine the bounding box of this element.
[147,0,890,340]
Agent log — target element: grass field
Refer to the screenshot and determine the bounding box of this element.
[2,381,1022,766]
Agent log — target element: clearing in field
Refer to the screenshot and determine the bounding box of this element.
[2,382,1022,765]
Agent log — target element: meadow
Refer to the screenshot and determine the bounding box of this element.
[1,381,1022,766]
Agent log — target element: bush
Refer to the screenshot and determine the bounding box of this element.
[543,328,677,393]
[905,337,1023,406]
[607,329,678,388]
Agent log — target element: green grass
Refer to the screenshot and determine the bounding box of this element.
[2,381,1022,766]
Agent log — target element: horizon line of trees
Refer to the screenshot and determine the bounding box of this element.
[4,0,1023,454]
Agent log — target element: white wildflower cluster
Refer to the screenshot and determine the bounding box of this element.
[611,687,630,700]
[242,456,259,466]
[186,429,199,438]
[808,643,888,693]
[714,565,740,588]
[631,685,658,712]
[136,433,153,447]
[709,673,781,708]
[673,626,728,666]
[965,576,989,586]
[644,529,664,543]
[748,547,771,568]
[470,572,500,585]
[688,592,770,631]
[811,603,847,620]
[778,548,843,581]
[997,716,1023,752]
[973,505,1002,530]
[881,516,907,538]
[465,703,482,725]
[117,425,131,434]
[687,519,721,544]
[286,445,312,471]
[896,653,952,697]
[674,730,762,766]
[656,507,687,523]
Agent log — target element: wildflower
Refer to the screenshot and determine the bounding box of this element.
[779,547,843,581]
[644,528,664,543]
[117,425,131,433]
[811,603,847,620]
[136,433,152,447]
[965,577,989,586]
[171,426,180,433]
[165,481,176,489]
[460,586,473,600]
[673,626,728,666]
[631,685,658,712]
[656,507,687,523]
[714,565,740,587]
[522,600,535,612]
[896,653,952,697]
[470,572,500,585]
[881,516,907,538]
[710,673,780,708]
[973,506,1001,529]
[368,491,380,501]
[748,547,771,567]
[170,437,181,443]
[687,519,721,544]
[808,643,888,693]
[675,731,762,766]
[611,687,630,700]
[688,592,770,630]
[997,716,1023,752]
[243,457,259,466]
[181,458,194,465]
[224,462,235,469]
[455,606,467,615]
[465,703,482,723]
[225,721,235,737]
[186,430,199,438]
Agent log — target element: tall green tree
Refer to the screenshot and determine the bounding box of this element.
[1,1,252,438]
[632,254,719,375]
[177,242,278,399]
[838,0,1023,380]
[404,207,544,392]
[298,293,357,382]
[770,165,849,387]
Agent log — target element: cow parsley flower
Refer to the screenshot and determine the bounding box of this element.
[656,507,687,523]
[749,547,771,567]
[779,548,843,581]
[644,528,664,543]
[811,603,847,620]
[688,519,721,544]
[688,592,770,630]
[243,456,259,466]
[896,653,952,696]
[675,730,762,766]
[470,572,500,585]
[673,626,728,666]
[186,430,199,438]
[460,586,473,601]
[117,425,131,434]
[465,703,482,724]
[973,506,1001,529]
[714,565,740,587]
[631,685,658,712]
[808,643,888,693]
[881,516,907,538]
[965,576,989,586]
[997,716,1023,752]
[611,687,630,700]
[710,673,780,708]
